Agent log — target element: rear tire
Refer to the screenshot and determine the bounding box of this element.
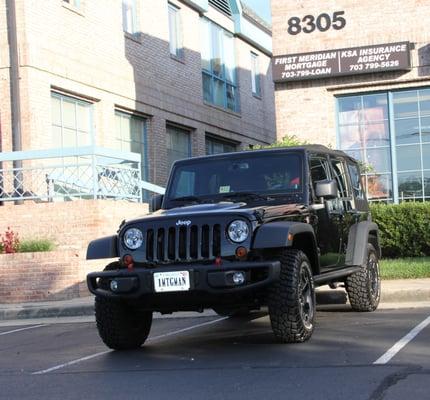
[345,244,381,311]
[95,296,152,350]
[268,249,316,343]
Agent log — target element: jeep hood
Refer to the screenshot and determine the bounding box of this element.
[122,201,308,226]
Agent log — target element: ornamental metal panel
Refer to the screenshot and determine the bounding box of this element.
[209,0,232,16]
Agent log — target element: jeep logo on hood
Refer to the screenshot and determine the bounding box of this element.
[176,219,192,226]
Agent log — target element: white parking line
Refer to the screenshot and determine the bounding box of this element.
[374,314,430,365]
[0,324,47,336]
[32,316,229,375]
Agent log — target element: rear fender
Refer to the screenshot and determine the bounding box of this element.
[345,221,380,266]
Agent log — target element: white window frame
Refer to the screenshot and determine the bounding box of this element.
[51,92,94,149]
[122,0,138,34]
[168,3,183,59]
[251,52,261,97]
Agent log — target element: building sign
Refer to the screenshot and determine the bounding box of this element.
[273,42,411,82]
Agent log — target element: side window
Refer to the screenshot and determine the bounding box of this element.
[330,158,352,210]
[347,162,365,200]
[309,156,330,198]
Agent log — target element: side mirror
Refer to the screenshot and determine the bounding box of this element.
[315,179,338,200]
[150,194,164,212]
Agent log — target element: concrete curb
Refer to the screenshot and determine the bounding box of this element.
[1,279,429,321]
[0,300,95,321]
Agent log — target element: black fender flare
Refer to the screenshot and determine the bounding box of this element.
[252,221,320,274]
[345,221,380,266]
[86,235,118,260]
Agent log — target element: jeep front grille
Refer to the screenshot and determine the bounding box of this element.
[144,224,222,263]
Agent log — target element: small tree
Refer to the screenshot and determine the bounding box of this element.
[250,134,308,150]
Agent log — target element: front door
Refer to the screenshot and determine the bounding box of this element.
[309,155,344,269]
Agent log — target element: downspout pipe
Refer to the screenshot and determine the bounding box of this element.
[6,0,23,204]
[0,115,3,206]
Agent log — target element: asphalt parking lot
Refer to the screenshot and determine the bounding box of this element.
[0,305,429,400]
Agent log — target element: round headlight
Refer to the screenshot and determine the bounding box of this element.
[123,228,143,250]
[227,220,249,243]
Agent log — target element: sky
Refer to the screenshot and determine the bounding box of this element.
[241,0,272,24]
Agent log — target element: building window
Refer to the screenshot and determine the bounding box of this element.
[51,92,92,148]
[166,125,191,170]
[205,135,237,155]
[250,52,261,97]
[337,88,430,203]
[122,0,138,34]
[168,3,183,59]
[201,18,238,112]
[63,0,81,9]
[115,111,148,180]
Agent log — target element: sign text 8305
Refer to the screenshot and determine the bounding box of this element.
[287,11,346,35]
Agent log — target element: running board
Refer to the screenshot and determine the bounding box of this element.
[313,266,361,286]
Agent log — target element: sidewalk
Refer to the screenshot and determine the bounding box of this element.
[0,279,429,321]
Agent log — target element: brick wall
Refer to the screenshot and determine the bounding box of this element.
[0,250,104,303]
[272,0,430,145]
[0,200,148,252]
[0,200,148,303]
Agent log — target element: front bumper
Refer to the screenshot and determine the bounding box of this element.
[87,260,280,299]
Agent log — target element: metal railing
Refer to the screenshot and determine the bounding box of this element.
[0,146,164,203]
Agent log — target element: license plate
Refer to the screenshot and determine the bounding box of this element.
[153,271,190,293]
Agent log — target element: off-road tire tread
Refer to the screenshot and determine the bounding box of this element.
[95,296,152,350]
[345,244,380,312]
[268,249,315,343]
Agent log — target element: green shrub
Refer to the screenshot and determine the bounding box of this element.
[370,202,430,258]
[18,239,55,253]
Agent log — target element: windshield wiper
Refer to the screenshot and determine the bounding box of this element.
[221,192,270,202]
[169,195,202,203]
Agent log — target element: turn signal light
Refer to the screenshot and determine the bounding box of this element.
[235,246,248,259]
[123,254,134,269]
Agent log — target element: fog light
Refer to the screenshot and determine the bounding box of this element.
[232,271,245,285]
[110,280,119,292]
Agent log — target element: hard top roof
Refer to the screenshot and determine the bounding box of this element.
[174,144,357,164]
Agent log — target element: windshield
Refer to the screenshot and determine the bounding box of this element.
[164,152,304,206]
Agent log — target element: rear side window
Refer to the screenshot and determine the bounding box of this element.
[347,162,365,200]
[309,156,330,193]
[310,157,330,182]
[330,158,352,211]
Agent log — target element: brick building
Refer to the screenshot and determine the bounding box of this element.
[0,0,274,302]
[272,0,430,203]
[0,0,275,193]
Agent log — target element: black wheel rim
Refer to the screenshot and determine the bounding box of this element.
[368,254,381,302]
[299,262,314,330]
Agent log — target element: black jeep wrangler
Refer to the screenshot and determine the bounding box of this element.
[86,145,381,350]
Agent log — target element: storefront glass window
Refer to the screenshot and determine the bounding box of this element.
[338,93,391,201]
[338,87,430,203]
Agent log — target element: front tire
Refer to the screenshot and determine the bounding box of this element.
[268,249,316,343]
[345,244,381,311]
[95,296,153,350]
